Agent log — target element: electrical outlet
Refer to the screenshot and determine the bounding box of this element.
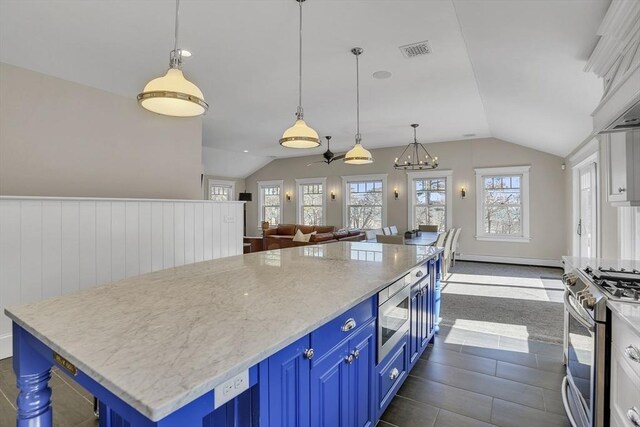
[214,370,249,409]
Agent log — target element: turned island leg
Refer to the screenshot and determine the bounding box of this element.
[13,323,53,427]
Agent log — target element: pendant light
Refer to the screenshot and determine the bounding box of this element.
[279,0,320,148]
[137,0,208,117]
[344,48,374,165]
[393,124,438,170]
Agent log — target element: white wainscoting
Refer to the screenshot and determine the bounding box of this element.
[0,197,244,359]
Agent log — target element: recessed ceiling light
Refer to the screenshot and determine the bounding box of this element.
[463,133,476,137]
[243,149,249,153]
[372,70,392,79]
[181,49,192,57]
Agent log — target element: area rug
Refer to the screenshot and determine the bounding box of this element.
[439,261,565,344]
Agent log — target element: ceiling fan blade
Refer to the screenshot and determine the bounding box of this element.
[330,154,346,161]
[306,160,328,166]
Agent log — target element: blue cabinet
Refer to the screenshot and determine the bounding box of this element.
[310,319,375,427]
[408,283,422,366]
[268,335,311,427]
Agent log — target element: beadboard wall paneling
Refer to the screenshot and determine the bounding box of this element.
[0,197,244,359]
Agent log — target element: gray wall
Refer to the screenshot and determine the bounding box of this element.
[245,137,567,262]
[0,63,203,199]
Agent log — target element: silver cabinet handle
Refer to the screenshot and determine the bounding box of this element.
[303,348,314,360]
[628,407,640,427]
[352,349,360,359]
[389,367,399,381]
[625,345,640,363]
[342,318,356,332]
[345,354,355,365]
[415,270,424,278]
[619,187,627,193]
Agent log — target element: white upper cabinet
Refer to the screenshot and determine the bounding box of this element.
[605,131,640,206]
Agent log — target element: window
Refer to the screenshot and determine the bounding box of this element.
[258,180,283,226]
[296,178,326,225]
[342,174,387,229]
[475,166,530,242]
[407,170,452,232]
[208,179,235,201]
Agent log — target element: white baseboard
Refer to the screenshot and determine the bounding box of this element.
[0,333,12,360]
[457,253,562,268]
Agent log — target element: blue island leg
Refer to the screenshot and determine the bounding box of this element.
[13,323,53,427]
[434,254,442,334]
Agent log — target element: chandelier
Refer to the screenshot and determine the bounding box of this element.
[393,124,438,170]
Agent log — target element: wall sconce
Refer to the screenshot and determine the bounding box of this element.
[286,192,291,201]
[394,188,399,200]
[461,187,466,199]
[330,191,336,201]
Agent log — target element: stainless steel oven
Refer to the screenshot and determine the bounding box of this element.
[378,278,411,363]
[562,271,609,427]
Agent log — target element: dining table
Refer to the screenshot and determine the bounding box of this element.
[364,231,441,246]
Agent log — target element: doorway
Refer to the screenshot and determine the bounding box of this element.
[575,161,598,258]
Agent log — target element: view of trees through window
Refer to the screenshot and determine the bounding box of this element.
[413,178,446,231]
[482,175,522,235]
[300,183,323,225]
[261,186,281,226]
[209,185,232,201]
[347,180,383,229]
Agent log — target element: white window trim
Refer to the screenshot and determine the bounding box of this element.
[208,179,236,201]
[295,177,327,225]
[258,180,284,226]
[406,170,453,231]
[341,174,388,229]
[475,165,530,243]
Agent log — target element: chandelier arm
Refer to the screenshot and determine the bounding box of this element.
[418,143,436,162]
[395,143,411,163]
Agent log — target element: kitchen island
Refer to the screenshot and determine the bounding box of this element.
[5,241,443,426]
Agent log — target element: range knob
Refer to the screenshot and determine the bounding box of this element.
[563,273,578,287]
[584,295,597,309]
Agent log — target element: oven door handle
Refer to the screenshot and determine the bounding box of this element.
[564,291,595,332]
[561,376,580,427]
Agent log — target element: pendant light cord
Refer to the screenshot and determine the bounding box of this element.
[174,0,180,54]
[355,52,360,143]
[297,0,303,118]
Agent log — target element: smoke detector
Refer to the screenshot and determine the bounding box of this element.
[399,40,432,59]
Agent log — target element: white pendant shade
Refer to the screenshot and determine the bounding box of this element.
[138,68,208,117]
[279,119,320,148]
[344,142,373,164]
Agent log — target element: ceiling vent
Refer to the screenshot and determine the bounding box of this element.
[399,41,432,59]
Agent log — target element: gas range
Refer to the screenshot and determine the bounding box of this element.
[584,266,640,302]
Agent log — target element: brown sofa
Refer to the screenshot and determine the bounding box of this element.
[263,224,366,250]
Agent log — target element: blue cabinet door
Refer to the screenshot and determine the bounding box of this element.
[268,335,311,427]
[349,320,375,427]
[310,340,350,427]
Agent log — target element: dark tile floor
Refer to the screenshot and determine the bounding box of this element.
[379,325,569,427]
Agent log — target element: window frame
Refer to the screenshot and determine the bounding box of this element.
[475,165,530,242]
[406,170,453,231]
[258,180,284,226]
[207,179,235,202]
[295,177,327,226]
[341,174,388,229]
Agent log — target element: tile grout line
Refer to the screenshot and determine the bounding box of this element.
[52,370,94,406]
[0,387,16,410]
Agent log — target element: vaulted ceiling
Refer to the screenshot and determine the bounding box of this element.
[0,0,609,177]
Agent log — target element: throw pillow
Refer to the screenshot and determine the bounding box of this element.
[292,230,316,242]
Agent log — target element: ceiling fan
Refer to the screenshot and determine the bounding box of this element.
[306,136,346,166]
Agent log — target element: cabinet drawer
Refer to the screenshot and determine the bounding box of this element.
[610,342,640,427]
[611,311,640,379]
[410,264,429,285]
[377,337,408,411]
[311,297,375,359]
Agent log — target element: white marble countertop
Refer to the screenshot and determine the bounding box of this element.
[5,242,442,421]
[563,256,640,334]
